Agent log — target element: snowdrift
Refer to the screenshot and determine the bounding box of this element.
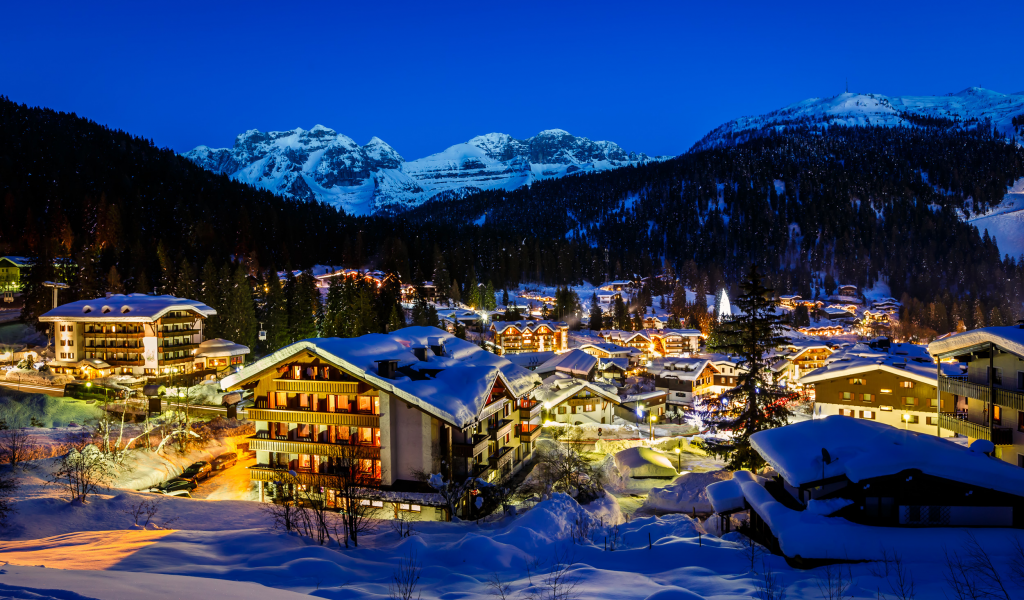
[613,447,678,478]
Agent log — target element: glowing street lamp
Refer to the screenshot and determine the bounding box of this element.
[674,446,682,470]
[902,413,911,430]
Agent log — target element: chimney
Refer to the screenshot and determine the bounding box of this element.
[375,359,398,379]
[428,336,444,357]
[412,346,427,361]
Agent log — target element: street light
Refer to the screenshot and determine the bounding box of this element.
[674,446,681,471]
[650,414,657,441]
[902,413,911,431]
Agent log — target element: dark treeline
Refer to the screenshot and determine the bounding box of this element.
[3,96,1024,341]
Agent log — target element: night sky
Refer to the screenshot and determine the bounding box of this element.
[3,0,1021,159]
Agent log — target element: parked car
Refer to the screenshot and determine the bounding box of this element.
[179,461,212,482]
[153,478,197,494]
[211,452,238,471]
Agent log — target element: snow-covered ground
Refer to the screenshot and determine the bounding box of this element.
[969,177,1024,259]
[4,452,1024,599]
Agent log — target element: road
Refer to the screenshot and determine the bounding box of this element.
[0,380,248,419]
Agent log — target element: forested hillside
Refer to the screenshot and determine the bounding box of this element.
[2,95,1024,339]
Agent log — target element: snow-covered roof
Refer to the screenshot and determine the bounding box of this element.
[622,390,668,404]
[221,326,540,428]
[577,343,637,356]
[39,294,216,323]
[928,325,1024,359]
[490,320,566,334]
[196,338,251,358]
[531,376,620,407]
[534,349,597,378]
[598,357,629,371]
[750,416,1024,497]
[502,351,555,370]
[0,255,33,267]
[799,347,957,387]
[613,447,677,478]
[649,358,715,381]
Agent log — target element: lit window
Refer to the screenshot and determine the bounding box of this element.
[880,389,892,395]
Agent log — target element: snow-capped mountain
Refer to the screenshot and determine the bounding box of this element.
[694,87,1024,150]
[185,127,662,215]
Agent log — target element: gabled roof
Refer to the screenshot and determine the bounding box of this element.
[534,349,598,378]
[577,342,636,355]
[221,326,540,428]
[928,325,1024,360]
[39,294,216,322]
[532,376,621,407]
[0,256,33,267]
[751,416,1024,498]
[798,352,958,387]
[598,357,629,371]
[490,320,566,334]
[649,358,717,381]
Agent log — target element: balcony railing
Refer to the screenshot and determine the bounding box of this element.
[471,462,492,479]
[248,436,381,459]
[453,433,489,458]
[519,400,542,421]
[489,446,514,471]
[248,406,380,427]
[248,464,381,486]
[273,379,360,395]
[936,412,1014,445]
[517,423,542,444]
[939,375,1024,412]
[488,419,513,441]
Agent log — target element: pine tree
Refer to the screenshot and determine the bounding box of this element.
[134,269,151,294]
[289,270,321,342]
[106,265,123,294]
[200,257,222,338]
[613,296,629,331]
[670,284,688,318]
[433,246,451,301]
[72,248,100,301]
[175,259,198,300]
[483,281,497,311]
[696,264,793,470]
[224,264,257,349]
[263,269,290,350]
[322,275,344,337]
[502,288,510,307]
[465,274,480,309]
[972,299,986,330]
[589,292,603,331]
[450,279,461,305]
[155,240,174,293]
[632,308,644,331]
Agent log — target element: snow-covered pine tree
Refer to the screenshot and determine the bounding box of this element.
[694,264,794,470]
[589,292,603,331]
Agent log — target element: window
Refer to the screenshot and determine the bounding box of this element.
[880,405,893,411]
[559,406,567,414]
[849,378,866,385]
[357,395,373,413]
[927,416,938,425]
[902,397,916,406]
[1018,371,1024,390]
[859,411,875,420]
[905,415,919,424]
[880,388,892,395]
[994,405,1002,425]
[585,404,594,412]
[929,397,938,408]
[839,408,855,417]
[862,394,874,403]
[841,391,853,401]
[371,500,384,508]
[900,381,914,389]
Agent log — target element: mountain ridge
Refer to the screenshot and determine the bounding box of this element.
[184,127,665,215]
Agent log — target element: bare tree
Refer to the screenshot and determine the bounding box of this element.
[0,469,17,528]
[527,547,580,600]
[755,558,785,600]
[487,572,515,600]
[1009,537,1024,589]
[529,427,604,502]
[0,424,32,470]
[943,533,1011,600]
[390,509,416,539]
[121,496,159,527]
[743,535,765,572]
[154,383,209,455]
[49,445,120,503]
[427,472,473,521]
[389,550,423,600]
[814,562,853,600]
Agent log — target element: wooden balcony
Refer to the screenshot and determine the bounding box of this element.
[936,412,1013,445]
[248,436,381,459]
[273,378,359,395]
[939,375,1024,412]
[83,330,145,338]
[157,328,199,337]
[517,423,542,444]
[489,446,514,471]
[488,419,513,441]
[248,465,380,487]
[519,400,542,421]
[453,433,489,458]
[158,316,197,324]
[248,407,379,427]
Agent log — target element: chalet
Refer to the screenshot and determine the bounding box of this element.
[532,375,620,425]
[599,330,654,359]
[649,329,703,356]
[837,284,859,297]
[489,320,568,355]
[642,315,666,330]
[649,357,720,406]
[797,325,844,337]
[862,309,890,324]
[38,294,237,379]
[707,355,746,396]
[577,342,636,361]
[616,389,669,421]
[597,357,629,385]
[779,295,801,308]
[599,280,634,293]
[533,349,598,381]
[194,338,250,373]
[799,344,957,436]
[780,342,833,380]
[0,256,32,293]
[220,327,543,520]
[751,416,1024,528]
[928,325,1024,466]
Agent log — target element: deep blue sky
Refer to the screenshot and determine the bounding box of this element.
[2,1,1021,159]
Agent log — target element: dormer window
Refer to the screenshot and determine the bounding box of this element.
[121,306,131,313]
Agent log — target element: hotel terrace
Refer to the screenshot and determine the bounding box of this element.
[220,326,543,520]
